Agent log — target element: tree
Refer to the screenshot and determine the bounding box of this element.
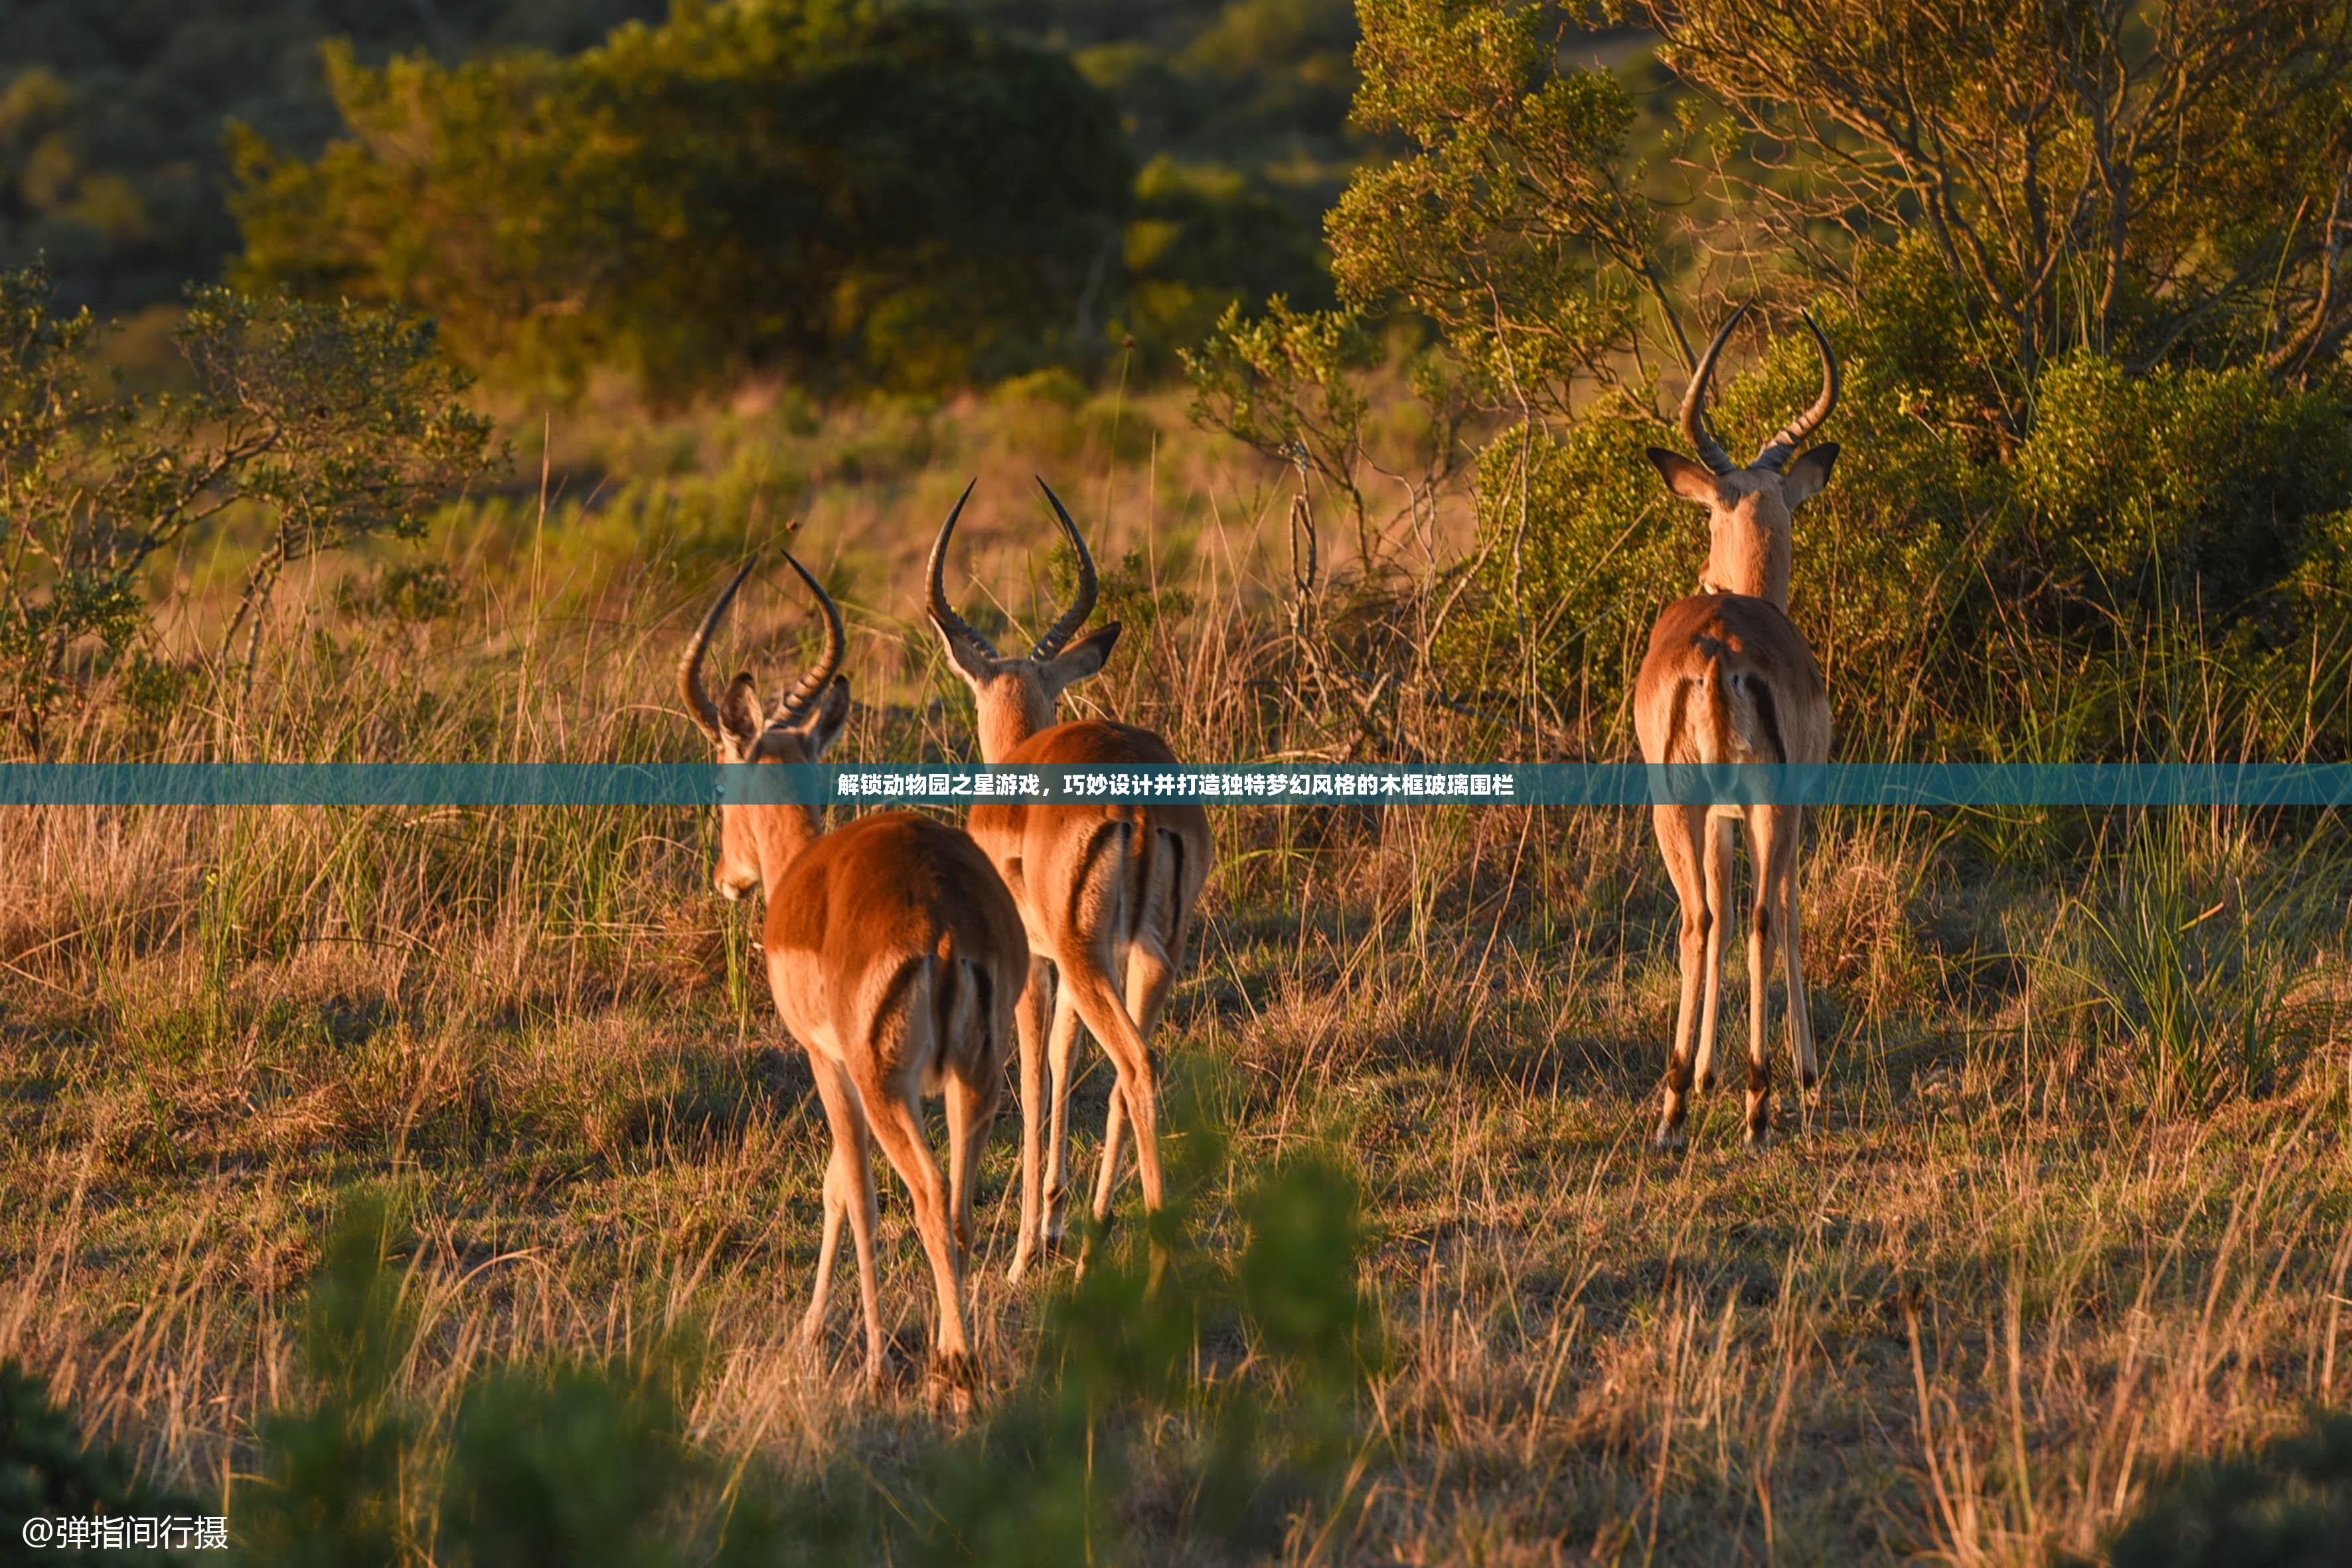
[1122,155,1337,368]
[229,0,1136,398]
[1651,0,2352,429]
[0,267,495,754]
[0,1,668,315]
[1330,0,1679,420]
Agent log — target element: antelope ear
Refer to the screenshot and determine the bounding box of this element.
[933,617,995,685]
[1042,621,1121,694]
[1780,442,1839,506]
[718,672,764,747]
[1647,448,1729,506]
[803,675,852,759]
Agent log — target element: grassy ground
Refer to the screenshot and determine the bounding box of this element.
[3,384,2348,1564]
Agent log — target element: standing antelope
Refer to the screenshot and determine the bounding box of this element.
[925,480,1214,1281]
[1638,303,1839,1150]
[680,551,1026,1404]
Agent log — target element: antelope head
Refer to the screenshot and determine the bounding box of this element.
[678,550,851,900]
[925,477,1123,761]
[1647,303,1841,610]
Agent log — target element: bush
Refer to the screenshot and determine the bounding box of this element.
[2092,1409,2352,1567]
[0,266,495,754]
[233,1192,736,1567]
[1439,247,2352,761]
[1,1360,195,1562]
[224,1077,1384,1564]
[2015,356,2352,623]
[781,1071,1386,1565]
[230,0,1135,400]
[232,1194,421,1566]
[1121,155,1334,368]
[437,1361,701,1568]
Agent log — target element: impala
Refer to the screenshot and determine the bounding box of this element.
[680,550,1026,1403]
[1637,303,1838,1150]
[925,480,1214,1281]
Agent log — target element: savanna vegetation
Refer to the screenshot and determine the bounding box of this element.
[4,1,2351,1563]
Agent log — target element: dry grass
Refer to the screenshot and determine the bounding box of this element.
[3,382,2349,1563]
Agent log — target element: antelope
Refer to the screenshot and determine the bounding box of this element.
[679,550,1027,1404]
[925,479,1213,1281]
[1637,303,1838,1150]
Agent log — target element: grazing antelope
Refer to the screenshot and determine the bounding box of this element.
[680,551,1026,1403]
[925,480,1213,1281]
[1638,303,1838,1150]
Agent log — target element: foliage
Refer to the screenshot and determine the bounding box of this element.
[1654,0,2352,425]
[2091,1409,2352,1567]
[0,266,495,753]
[437,1361,704,1568]
[2013,355,2352,620]
[1122,155,1336,367]
[1,1360,195,1562]
[1186,297,1380,541]
[0,1,664,314]
[779,1072,1385,1565]
[336,562,466,628]
[7,0,1351,364]
[1188,0,1666,580]
[217,1077,1381,1564]
[1011,0,1365,172]
[1331,0,1665,420]
[230,1,1135,398]
[234,1192,734,1568]
[234,1196,420,1567]
[1443,260,2352,760]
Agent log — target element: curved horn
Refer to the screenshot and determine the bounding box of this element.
[1680,302,1749,476]
[679,558,757,742]
[925,479,1001,661]
[1032,477,1097,660]
[773,550,845,723]
[1753,310,1841,471]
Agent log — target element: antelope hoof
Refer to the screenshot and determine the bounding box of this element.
[925,1353,978,1419]
[1653,1122,1686,1152]
[1745,1123,1774,1152]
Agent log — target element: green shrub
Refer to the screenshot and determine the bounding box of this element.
[1,1360,195,1562]
[2016,356,2352,622]
[1121,155,1333,368]
[230,1,1133,400]
[1439,251,2352,761]
[226,1079,1384,1564]
[2092,1410,2352,1568]
[233,1194,420,1567]
[0,266,495,754]
[437,1360,700,1568]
